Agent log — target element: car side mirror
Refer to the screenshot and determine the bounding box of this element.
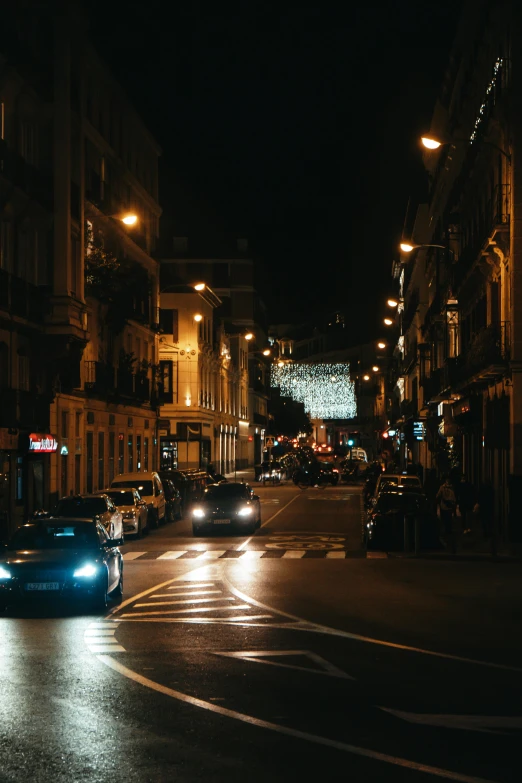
[106,537,124,547]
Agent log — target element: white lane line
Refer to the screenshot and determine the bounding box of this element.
[236,536,253,551]
[88,622,120,627]
[121,604,250,618]
[221,570,522,673]
[99,656,499,783]
[194,551,227,559]
[122,551,147,561]
[157,551,187,560]
[260,492,301,529]
[326,551,346,559]
[84,629,117,637]
[282,550,306,559]
[135,597,235,608]
[168,582,216,589]
[88,644,126,653]
[151,590,222,598]
[239,550,264,559]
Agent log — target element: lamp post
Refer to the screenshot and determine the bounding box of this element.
[420,134,511,162]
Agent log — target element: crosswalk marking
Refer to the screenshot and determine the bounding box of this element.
[122,549,367,560]
[151,590,222,598]
[84,622,125,654]
[168,582,215,589]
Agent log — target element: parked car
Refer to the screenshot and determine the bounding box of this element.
[162,478,183,522]
[191,482,261,536]
[373,473,422,498]
[317,461,339,485]
[96,488,148,539]
[0,517,123,611]
[50,494,124,541]
[111,471,166,529]
[365,490,441,551]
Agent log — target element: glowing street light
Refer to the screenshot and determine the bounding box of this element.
[262,349,271,356]
[193,313,203,322]
[193,283,206,291]
[377,342,386,350]
[387,298,399,307]
[372,366,379,372]
[244,332,254,341]
[384,318,394,326]
[421,134,511,161]
[121,213,138,225]
[363,374,371,381]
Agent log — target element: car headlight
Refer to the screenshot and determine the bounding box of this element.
[0,566,11,580]
[237,506,253,516]
[192,508,205,518]
[73,563,98,578]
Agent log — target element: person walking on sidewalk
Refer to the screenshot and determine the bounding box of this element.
[436,475,457,536]
[457,473,475,534]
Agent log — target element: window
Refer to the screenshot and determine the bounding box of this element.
[20,122,35,164]
[159,359,177,403]
[86,431,93,493]
[109,431,115,484]
[0,222,13,272]
[18,355,30,391]
[144,437,149,471]
[137,434,142,470]
[128,434,133,472]
[118,434,124,474]
[159,308,179,341]
[98,431,105,490]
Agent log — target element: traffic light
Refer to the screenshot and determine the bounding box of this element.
[347,439,355,447]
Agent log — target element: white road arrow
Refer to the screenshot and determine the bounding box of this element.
[381,706,522,734]
[213,649,354,679]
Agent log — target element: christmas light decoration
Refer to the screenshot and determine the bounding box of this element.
[270,362,356,419]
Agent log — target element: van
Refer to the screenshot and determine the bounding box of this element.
[111,471,166,529]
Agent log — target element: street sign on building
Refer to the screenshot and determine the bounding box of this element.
[265,436,275,448]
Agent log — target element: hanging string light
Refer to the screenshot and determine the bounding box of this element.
[270,362,356,419]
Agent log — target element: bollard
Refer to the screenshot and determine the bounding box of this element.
[403,513,410,552]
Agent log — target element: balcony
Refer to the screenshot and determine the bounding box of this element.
[452,322,510,388]
[84,362,115,395]
[0,388,50,430]
[0,269,48,321]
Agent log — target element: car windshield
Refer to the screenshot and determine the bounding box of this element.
[375,494,428,513]
[8,523,99,550]
[53,497,107,517]
[112,480,153,495]
[103,490,135,506]
[204,485,249,500]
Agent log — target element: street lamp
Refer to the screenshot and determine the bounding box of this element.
[372,366,379,372]
[244,332,254,341]
[377,341,386,350]
[421,134,511,162]
[387,298,399,308]
[121,213,138,225]
[400,242,448,254]
[384,318,394,326]
[363,374,371,381]
[193,313,203,322]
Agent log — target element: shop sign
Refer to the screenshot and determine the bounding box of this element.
[413,421,425,441]
[28,433,58,453]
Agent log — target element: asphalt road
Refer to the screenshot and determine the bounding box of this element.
[1,480,521,783]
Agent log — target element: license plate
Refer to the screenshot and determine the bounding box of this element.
[213,519,230,525]
[26,582,61,591]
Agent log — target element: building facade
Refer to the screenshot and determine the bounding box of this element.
[388,0,522,545]
[0,7,162,535]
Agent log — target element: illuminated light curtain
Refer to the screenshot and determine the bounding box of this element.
[270,362,356,419]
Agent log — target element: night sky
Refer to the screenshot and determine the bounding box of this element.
[88,1,462,340]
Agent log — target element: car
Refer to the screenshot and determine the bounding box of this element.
[111,471,166,528]
[317,460,339,485]
[365,490,441,551]
[373,473,422,498]
[96,488,148,538]
[162,478,183,522]
[191,482,262,536]
[0,518,124,611]
[50,494,124,541]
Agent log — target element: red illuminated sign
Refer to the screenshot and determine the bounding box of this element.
[28,433,58,453]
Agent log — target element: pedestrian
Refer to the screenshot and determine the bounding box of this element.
[436,475,457,535]
[456,473,475,534]
[475,480,495,539]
